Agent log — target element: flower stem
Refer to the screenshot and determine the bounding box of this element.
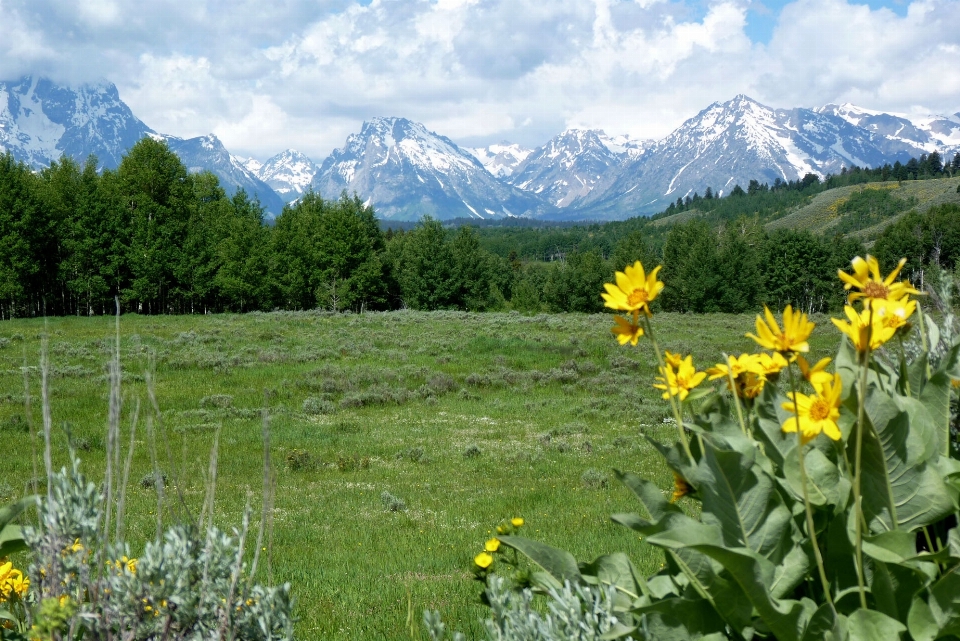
[723,353,748,436]
[852,317,872,610]
[787,365,833,605]
[644,316,694,465]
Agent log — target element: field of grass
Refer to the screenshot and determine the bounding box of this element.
[0,310,841,639]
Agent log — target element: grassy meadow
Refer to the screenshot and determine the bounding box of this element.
[0,310,841,639]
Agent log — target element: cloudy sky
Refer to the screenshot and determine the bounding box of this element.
[1,0,958,161]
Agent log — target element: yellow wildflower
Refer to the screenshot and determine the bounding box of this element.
[653,355,706,401]
[474,552,494,569]
[6,570,28,598]
[511,517,524,528]
[66,539,83,554]
[602,261,664,316]
[706,354,756,381]
[782,373,844,444]
[670,473,691,503]
[739,372,766,400]
[663,351,684,368]
[838,255,920,307]
[747,305,814,353]
[832,305,896,353]
[0,561,11,584]
[751,352,790,377]
[610,311,644,346]
[797,355,833,386]
[873,296,916,332]
[484,538,501,553]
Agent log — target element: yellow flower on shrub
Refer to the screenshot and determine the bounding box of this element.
[602,261,664,316]
[797,356,833,386]
[706,354,755,381]
[706,354,766,399]
[484,538,500,553]
[610,311,644,346]
[832,305,896,352]
[653,355,706,401]
[838,255,919,306]
[782,373,843,444]
[474,552,494,569]
[747,305,813,353]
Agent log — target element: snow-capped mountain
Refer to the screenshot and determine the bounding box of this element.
[0,75,285,216]
[311,117,553,220]
[508,129,627,208]
[597,132,653,160]
[816,103,960,156]
[579,95,926,218]
[0,76,153,170]
[250,149,318,202]
[465,142,532,178]
[161,134,285,214]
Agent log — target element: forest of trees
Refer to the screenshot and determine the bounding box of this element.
[1,138,958,319]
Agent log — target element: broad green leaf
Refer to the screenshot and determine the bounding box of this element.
[497,536,581,586]
[0,609,15,622]
[0,524,27,558]
[847,608,906,641]
[692,439,794,562]
[860,387,955,532]
[754,383,791,469]
[614,470,681,521]
[770,543,810,600]
[646,437,699,486]
[800,603,843,641]
[924,311,941,357]
[687,544,814,641]
[938,341,960,380]
[920,371,952,457]
[0,496,36,529]
[907,352,929,399]
[861,530,916,564]
[870,560,929,625]
[783,444,847,509]
[580,553,646,604]
[631,596,727,641]
[908,568,960,641]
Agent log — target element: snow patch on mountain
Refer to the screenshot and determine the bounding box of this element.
[465,142,533,177]
[251,149,318,202]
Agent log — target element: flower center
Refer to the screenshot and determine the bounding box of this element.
[627,288,649,307]
[808,398,831,421]
[862,281,890,299]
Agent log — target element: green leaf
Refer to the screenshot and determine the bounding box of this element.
[907,352,929,399]
[0,524,27,558]
[770,543,811,600]
[580,553,646,604]
[870,560,929,625]
[630,597,727,641]
[921,371,954,459]
[800,603,843,641]
[692,439,794,562]
[783,444,847,509]
[0,496,36,530]
[754,383,792,469]
[497,536,582,587]
[907,567,960,641]
[847,608,906,641]
[860,387,955,532]
[614,470,681,521]
[686,544,814,641]
[861,530,917,563]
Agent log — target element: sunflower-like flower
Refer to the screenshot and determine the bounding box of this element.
[739,372,766,400]
[602,261,664,316]
[610,311,644,346]
[752,352,790,377]
[706,354,758,381]
[782,373,843,444]
[832,305,896,353]
[484,538,500,553]
[511,517,524,528]
[838,255,920,307]
[747,305,814,353]
[797,355,833,386]
[706,354,768,399]
[663,350,684,368]
[653,355,706,401]
[670,472,691,503]
[873,295,916,332]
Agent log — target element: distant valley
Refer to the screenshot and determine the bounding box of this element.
[1,75,958,221]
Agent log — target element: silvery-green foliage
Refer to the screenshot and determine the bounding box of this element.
[24,458,294,641]
[423,576,630,641]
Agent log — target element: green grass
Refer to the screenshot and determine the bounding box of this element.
[0,310,840,639]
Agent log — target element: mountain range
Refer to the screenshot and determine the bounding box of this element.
[1,75,958,221]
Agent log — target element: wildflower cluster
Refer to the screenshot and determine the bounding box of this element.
[457,254,959,641]
[0,559,29,602]
[471,518,523,578]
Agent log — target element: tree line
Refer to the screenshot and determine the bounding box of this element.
[0,138,956,318]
